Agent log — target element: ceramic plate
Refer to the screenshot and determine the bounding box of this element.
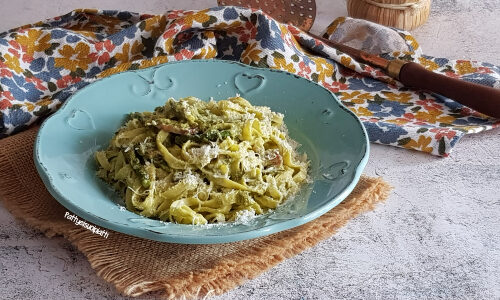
[35,60,369,244]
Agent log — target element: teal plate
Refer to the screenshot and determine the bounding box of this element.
[34,60,369,244]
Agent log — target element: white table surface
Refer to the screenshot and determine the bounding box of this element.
[1,1,499,299]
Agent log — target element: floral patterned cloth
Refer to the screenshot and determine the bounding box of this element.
[0,7,498,156]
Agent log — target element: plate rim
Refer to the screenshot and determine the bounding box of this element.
[34,59,370,244]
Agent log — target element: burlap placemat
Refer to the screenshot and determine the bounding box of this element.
[0,125,391,299]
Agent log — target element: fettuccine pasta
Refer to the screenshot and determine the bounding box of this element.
[95,96,309,225]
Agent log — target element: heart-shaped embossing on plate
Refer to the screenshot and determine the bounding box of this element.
[234,73,265,94]
[320,161,351,181]
[67,109,95,130]
[131,66,174,96]
[153,66,174,90]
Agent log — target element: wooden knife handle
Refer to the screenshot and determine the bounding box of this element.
[398,62,500,118]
